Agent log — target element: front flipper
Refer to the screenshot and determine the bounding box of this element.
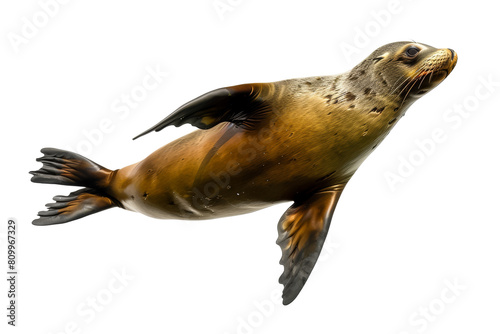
[277,185,345,305]
[133,83,274,140]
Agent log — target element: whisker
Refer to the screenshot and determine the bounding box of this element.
[399,71,421,96]
[418,73,429,89]
[401,78,421,106]
[399,65,428,94]
[390,64,427,96]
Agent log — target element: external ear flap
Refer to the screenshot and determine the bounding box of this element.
[133,83,274,139]
[276,185,345,305]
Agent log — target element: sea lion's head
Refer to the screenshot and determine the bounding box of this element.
[351,41,457,104]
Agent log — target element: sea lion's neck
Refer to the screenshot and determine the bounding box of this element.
[341,61,415,111]
[333,71,409,118]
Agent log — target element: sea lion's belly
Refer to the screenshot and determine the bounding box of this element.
[114,123,332,219]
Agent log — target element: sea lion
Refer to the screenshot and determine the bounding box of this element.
[30,41,457,305]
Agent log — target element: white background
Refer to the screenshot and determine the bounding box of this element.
[1,0,499,333]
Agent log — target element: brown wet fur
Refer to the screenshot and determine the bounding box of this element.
[108,42,457,221]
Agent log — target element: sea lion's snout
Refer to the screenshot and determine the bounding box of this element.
[447,48,458,71]
[432,47,458,75]
[399,45,457,99]
[448,48,456,61]
[416,48,456,79]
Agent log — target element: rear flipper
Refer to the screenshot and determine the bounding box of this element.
[30,148,119,225]
[33,188,117,226]
[30,148,111,187]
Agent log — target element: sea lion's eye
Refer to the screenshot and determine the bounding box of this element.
[405,46,420,57]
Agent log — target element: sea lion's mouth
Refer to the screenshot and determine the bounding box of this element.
[404,69,447,96]
[418,68,449,78]
[414,68,449,84]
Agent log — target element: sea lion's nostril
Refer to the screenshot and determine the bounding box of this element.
[448,48,455,60]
